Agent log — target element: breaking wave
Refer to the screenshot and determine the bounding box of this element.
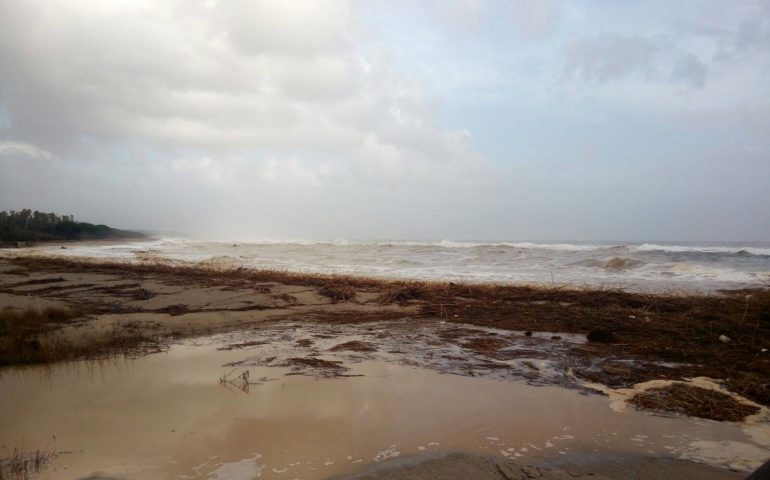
[14,237,770,292]
[634,244,770,257]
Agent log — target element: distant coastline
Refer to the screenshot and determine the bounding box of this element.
[0,209,143,247]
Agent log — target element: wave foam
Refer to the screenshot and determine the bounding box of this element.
[635,243,770,256]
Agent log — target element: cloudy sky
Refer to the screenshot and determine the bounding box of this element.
[1,0,769,241]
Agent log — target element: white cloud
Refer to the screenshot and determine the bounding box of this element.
[0,0,768,241]
[0,141,52,160]
[0,0,480,180]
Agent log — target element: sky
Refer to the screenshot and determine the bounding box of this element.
[1,0,769,242]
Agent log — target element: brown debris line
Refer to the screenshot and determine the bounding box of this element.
[328,340,377,352]
[0,282,97,296]
[461,336,509,354]
[272,293,298,304]
[4,255,391,289]
[422,290,770,408]
[4,267,29,276]
[276,357,353,377]
[4,276,65,288]
[88,282,157,300]
[318,281,356,303]
[218,340,269,351]
[3,255,770,408]
[284,357,345,369]
[154,304,190,316]
[629,383,761,422]
[377,284,432,304]
[572,358,706,389]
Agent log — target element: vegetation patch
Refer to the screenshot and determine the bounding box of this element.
[629,383,761,422]
[377,284,430,304]
[0,306,76,332]
[318,282,356,303]
[0,209,142,244]
[0,447,56,480]
[0,306,161,365]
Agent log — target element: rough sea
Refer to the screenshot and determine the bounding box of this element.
[24,238,770,292]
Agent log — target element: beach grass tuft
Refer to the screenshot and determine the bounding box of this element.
[0,447,56,479]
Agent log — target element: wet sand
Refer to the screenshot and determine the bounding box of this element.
[0,256,768,478]
[0,340,752,479]
[336,451,743,479]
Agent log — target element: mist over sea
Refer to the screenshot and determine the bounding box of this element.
[30,238,770,292]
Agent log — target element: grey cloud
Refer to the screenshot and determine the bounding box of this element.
[1,1,768,241]
[670,53,708,89]
[679,1,770,62]
[562,33,715,90]
[563,34,659,83]
[506,0,564,40]
[221,0,352,57]
[0,1,480,176]
[0,0,493,239]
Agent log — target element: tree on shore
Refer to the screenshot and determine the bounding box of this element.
[0,209,141,242]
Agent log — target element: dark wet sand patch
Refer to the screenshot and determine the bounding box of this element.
[333,451,742,480]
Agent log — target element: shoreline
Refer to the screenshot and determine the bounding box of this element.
[2,254,769,408]
[1,254,769,478]
[333,451,745,480]
[7,237,769,294]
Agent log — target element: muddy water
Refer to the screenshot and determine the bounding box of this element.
[0,338,763,480]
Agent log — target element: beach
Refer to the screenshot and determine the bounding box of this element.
[4,0,769,477]
[0,247,768,479]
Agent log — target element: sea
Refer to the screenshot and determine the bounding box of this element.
[22,237,770,293]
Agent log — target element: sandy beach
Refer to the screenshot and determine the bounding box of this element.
[4,1,769,477]
[0,253,768,479]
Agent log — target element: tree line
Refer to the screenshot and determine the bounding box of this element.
[0,209,142,243]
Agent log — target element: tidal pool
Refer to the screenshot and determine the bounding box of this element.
[0,333,765,479]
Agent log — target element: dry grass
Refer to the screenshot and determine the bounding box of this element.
[377,283,432,304]
[0,306,160,366]
[318,282,356,303]
[629,383,761,422]
[0,307,81,365]
[5,256,386,289]
[0,447,56,480]
[0,306,78,334]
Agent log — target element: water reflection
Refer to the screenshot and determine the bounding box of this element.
[0,339,764,479]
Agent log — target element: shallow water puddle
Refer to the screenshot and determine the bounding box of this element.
[0,336,765,479]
